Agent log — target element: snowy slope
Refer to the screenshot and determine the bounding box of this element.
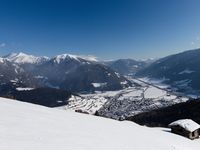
[0,97,199,150]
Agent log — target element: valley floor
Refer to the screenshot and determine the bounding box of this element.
[0,97,199,150]
[61,77,188,119]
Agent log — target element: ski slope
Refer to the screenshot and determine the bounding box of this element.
[0,97,199,150]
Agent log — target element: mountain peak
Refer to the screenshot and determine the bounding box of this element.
[3,52,49,64]
[53,53,97,64]
[54,54,80,63]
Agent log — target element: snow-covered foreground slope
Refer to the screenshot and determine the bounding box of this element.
[0,97,199,150]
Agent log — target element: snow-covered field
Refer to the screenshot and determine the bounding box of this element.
[0,97,199,150]
[137,77,200,98]
[16,87,34,91]
[61,77,189,120]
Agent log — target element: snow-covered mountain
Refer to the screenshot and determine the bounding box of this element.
[0,58,40,89]
[0,57,6,63]
[3,52,49,64]
[3,52,97,64]
[0,52,132,93]
[32,53,131,92]
[104,59,148,76]
[1,97,199,150]
[136,48,200,96]
[52,53,97,64]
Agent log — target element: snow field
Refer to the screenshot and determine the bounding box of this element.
[0,97,199,150]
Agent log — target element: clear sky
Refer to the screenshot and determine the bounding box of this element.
[0,0,200,60]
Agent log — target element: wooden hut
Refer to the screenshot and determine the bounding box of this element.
[169,119,200,140]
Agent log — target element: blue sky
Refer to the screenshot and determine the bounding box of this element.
[0,0,200,60]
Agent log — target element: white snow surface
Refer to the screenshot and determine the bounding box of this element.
[120,80,128,85]
[179,69,195,74]
[0,57,5,63]
[53,53,97,64]
[139,77,170,89]
[80,55,98,62]
[3,52,98,65]
[92,82,107,88]
[16,87,34,91]
[144,86,166,99]
[4,52,49,64]
[174,80,192,87]
[169,119,200,132]
[0,97,200,150]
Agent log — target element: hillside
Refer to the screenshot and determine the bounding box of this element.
[0,52,131,93]
[136,49,200,95]
[0,97,200,150]
[126,99,200,127]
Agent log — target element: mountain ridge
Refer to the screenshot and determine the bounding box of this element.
[0,52,132,93]
[136,48,200,95]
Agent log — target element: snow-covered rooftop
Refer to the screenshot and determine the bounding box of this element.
[169,119,200,132]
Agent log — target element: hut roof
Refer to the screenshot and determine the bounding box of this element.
[169,119,200,132]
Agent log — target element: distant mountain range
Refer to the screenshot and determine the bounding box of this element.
[0,52,132,93]
[104,59,149,76]
[3,52,50,64]
[136,49,200,95]
[1,48,200,105]
[104,49,200,96]
[2,49,200,125]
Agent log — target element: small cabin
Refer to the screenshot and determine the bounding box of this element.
[169,119,200,140]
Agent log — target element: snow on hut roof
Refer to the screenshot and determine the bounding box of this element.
[169,119,200,132]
